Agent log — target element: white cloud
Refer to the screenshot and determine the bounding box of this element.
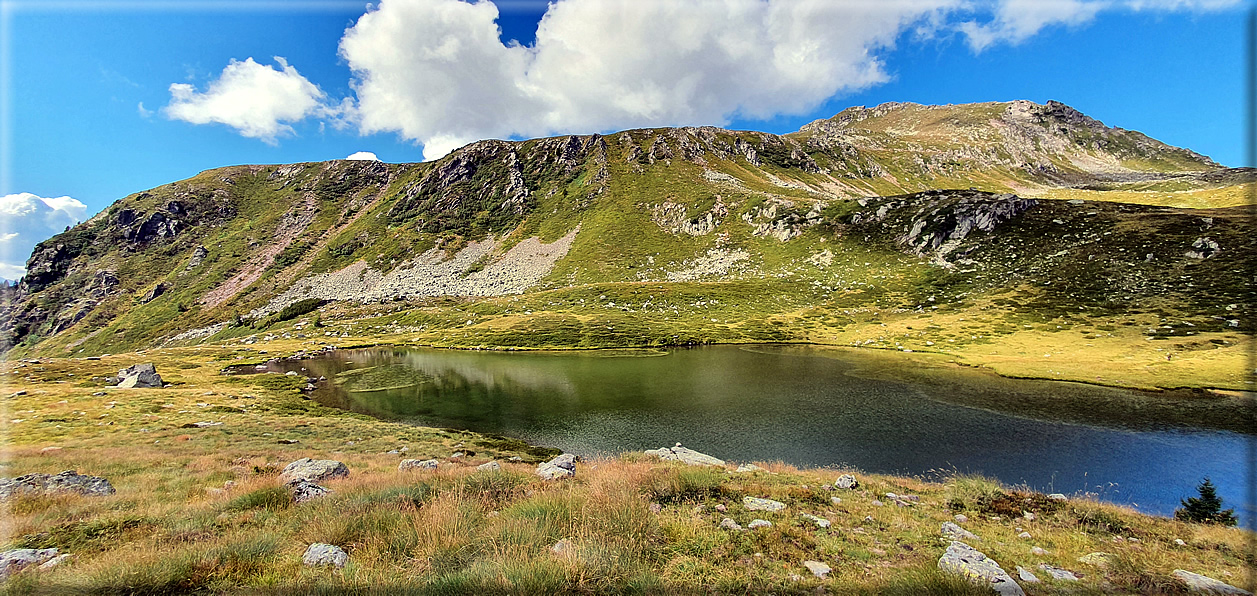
[164,56,327,144]
[959,0,1240,51]
[137,102,154,118]
[345,151,379,160]
[340,0,960,160]
[0,193,89,281]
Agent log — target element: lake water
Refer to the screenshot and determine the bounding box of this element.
[267,344,1251,522]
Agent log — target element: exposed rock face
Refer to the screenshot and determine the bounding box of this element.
[279,458,349,485]
[644,443,725,466]
[140,282,167,304]
[302,543,348,568]
[0,549,59,580]
[0,471,115,501]
[116,363,162,389]
[938,541,1025,596]
[850,190,1038,266]
[1172,570,1252,595]
[536,453,576,480]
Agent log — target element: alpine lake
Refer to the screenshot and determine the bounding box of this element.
[250,344,1250,522]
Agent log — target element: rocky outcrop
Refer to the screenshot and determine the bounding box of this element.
[290,481,332,504]
[0,549,60,580]
[279,458,349,485]
[644,443,725,466]
[938,541,1025,596]
[116,363,162,388]
[0,471,115,501]
[1172,570,1251,595]
[536,453,576,480]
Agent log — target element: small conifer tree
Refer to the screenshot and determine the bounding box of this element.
[1175,478,1237,526]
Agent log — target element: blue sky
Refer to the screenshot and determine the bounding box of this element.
[0,0,1248,279]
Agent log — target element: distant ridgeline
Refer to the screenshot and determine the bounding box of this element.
[2,100,1252,358]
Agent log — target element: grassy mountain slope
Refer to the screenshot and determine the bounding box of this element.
[2,100,1251,390]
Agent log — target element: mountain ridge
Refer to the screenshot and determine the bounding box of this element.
[2,99,1251,391]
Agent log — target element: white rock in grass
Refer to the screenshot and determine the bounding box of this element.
[1172,570,1252,595]
[803,560,832,578]
[302,543,347,568]
[398,459,439,472]
[1037,564,1079,581]
[743,496,786,512]
[1016,566,1040,583]
[941,521,979,541]
[801,513,831,528]
[938,541,1025,596]
[476,461,501,472]
[279,458,348,485]
[719,518,743,531]
[834,474,859,489]
[0,549,59,579]
[748,519,772,529]
[644,443,725,466]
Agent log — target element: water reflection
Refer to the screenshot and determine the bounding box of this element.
[275,345,1248,521]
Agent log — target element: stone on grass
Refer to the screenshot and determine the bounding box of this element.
[954,514,969,523]
[0,471,115,502]
[1017,531,1032,539]
[719,518,743,531]
[476,461,501,472]
[1038,564,1079,581]
[830,496,842,505]
[1172,570,1252,595]
[1016,566,1040,583]
[743,496,786,512]
[279,458,348,485]
[1047,493,1067,501]
[398,459,439,472]
[736,464,765,473]
[801,513,831,528]
[37,554,71,570]
[116,363,163,389]
[291,481,332,504]
[803,561,832,578]
[938,541,1025,596]
[834,474,859,489]
[941,521,979,541]
[302,543,347,568]
[537,453,576,480]
[748,519,772,529]
[1,549,59,579]
[1030,547,1048,556]
[1174,539,1187,547]
[644,443,725,466]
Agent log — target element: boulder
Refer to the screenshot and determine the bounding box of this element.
[0,549,59,579]
[1047,493,1067,501]
[735,464,765,473]
[536,453,576,480]
[116,363,162,389]
[803,561,832,579]
[941,521,979,541]
[279,458,348,485]
[644,443,725,466]
[302,543,348,568]
[290,481,332,504]
[743,496,786,512]
[938,541,1025,596]
[398,459,439,472]
[748,519,772,529]
[37,554,71,570]
[719,518,743,531]
[1172,570,1252,595]
[834,474,859,489]
[0,471,115,501]
[476,461,501,472]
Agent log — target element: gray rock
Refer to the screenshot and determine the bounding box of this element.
[0,470,115,501]
[1037,564,1079,581]
[1016,566,1040,583]
[116,363,162,389]
[1174,539,1187,546]
[803,560,832,578]
[1077,552,1114,568]
[719,518,743,531]
[938,541,1025,596]
[801,513,831,528]
[1030,547,1048,556]
[941,521,979,541]
[279,458,348,485]
[398,459,439,472]
[1173,570,1252,595]
[290,481,332,504]
[1047,493,1067,501]
[37,554,71,570]
[302,543,347,568]
[954,514,969,523]
[1017,531,1032,539]
[834,474,859,489]
[743,496,786,512]
[644,443,725,466]
[736,464,765,473]
[476,461,501,472]
[0,549,58,579]
[536,453,577,480]
[748,519,772,529]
